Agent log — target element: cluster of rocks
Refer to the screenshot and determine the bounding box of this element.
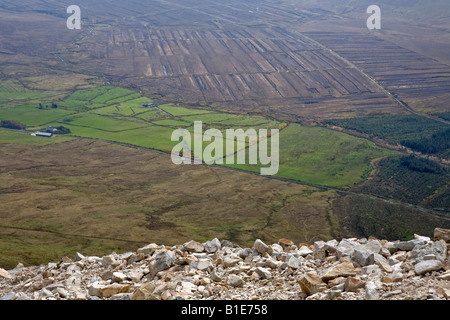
[1,228,450,300]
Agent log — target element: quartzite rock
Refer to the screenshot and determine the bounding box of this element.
[321,262,358,281]
[1,233,449,301]
[254,239,269,254]
[298,271,325,296]
[227,275,244,288]
[414,260,443,275]
[149,250,175,276]
[434,228,450,243]
[182,240,205,253]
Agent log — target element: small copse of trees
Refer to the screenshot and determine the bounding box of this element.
[0,120,26,130]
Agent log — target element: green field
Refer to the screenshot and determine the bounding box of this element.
[0,105,74,127]
[0,84,395,188]
[0,129,74,145]
[0,79,58,108]
[226,124,396,187]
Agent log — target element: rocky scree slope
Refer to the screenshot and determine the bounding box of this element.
[1,228,450,300]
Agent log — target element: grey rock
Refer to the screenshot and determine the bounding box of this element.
[380,248,391,258]
[372,253,388,265]
[361,265,380,275]
[238,248,252,259]
[15,293,32,300]
[149,250,176,276]
[265,258,282,269]
[220,240,235,248]
[365,281,379,300]
[432,240,447,261]
[254,267,272,279]
[387,242,398,254]
[298,247,314,257]
[388,257,401,266]
[365,240,382,253]
[223,256,242,268]
[391,272,404,282]
[110,293,132,300]
[55,287,69,299]
[411,239,447,263]
[119,252,134,261]
[196,259,213,272]
[38,288,54,299]
[137,243,160,256]
[74,252,85,262]
[126,269,145,282]
[351,240,382,266]
[395,240,422,251]
[0,293,16,300]
[182,240,205,253]
[271,243,283,253]
[286,254,303,269]
[313,240,326,251]
[434,228,450,242]
[203,238,221,253]
[112,272,127,283]
[352,249,373,267]
[414,260,443,275]
[101,255,116,268]
[227,274,244,288]
[323,239,339,253]
[336,238,358,258]
[254,239,269,254]
[210,270,223,282]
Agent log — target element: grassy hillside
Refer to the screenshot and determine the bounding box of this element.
[0,129,74,145]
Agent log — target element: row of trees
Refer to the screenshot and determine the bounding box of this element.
[38,103,58,109]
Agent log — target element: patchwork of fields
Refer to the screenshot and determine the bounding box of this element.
[305,32,450,115]
[0,84,392,188]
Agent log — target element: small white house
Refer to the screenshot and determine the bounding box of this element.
[35,132,53,138]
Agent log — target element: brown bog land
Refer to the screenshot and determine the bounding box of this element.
[0,139,338,268]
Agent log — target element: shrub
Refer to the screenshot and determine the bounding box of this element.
[0,120,26,130]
